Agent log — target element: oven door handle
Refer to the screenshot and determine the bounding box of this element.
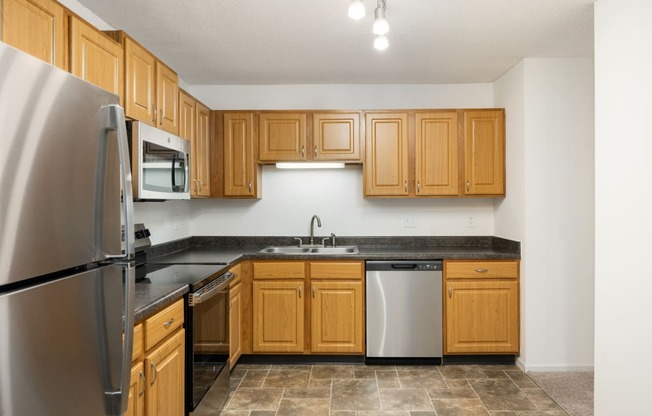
[188,272,234,306]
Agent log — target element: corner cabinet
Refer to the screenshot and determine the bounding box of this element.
[463,110,505,195]
[2,0,66,70]
[69,16,124,104]
[251,260,365,355]
[444,260,519,354]
[224,112,260,198]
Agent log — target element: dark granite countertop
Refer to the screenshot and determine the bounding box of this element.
[131,235,519,323]
[132,282,188,323]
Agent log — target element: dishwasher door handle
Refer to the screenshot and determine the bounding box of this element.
[390,264,418,270]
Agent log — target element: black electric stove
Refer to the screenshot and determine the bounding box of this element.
[143,264,229,291]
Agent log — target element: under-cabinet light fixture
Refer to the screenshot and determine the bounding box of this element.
[275,162,346,170]
[348,0,390,51]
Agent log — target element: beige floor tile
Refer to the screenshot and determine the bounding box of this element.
[283,388,331,399]
[431,398,491,416]
[235,363,272,370]
[226,387,283,411]
[330,411,356,416]
[517,411,569,416]
[357,411,411,416]
[263,369,310,388]
[505,371,539,389]
[379,388,433,411]
[439,365,487,379]
[217,410,250,416]
[309,378,332,388]
[356,369,378,379]
[377,370,401,388]
[331,378,381,411]
[446,379,471,388]
[469,379,537,412]
[427,387,478,399]
[250,412,277,416]
[239,369,270,388]
[482,371,510,379]
[398,370,447,389]
[396,365,440,372]
[277,397,330,416]
[312,364,355,379]
[489,412,518,416]
[271,363,312,371]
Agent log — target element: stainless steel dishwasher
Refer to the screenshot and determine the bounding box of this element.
[366,260,443,361]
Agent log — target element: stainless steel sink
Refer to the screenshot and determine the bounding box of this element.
[259,246,358,255]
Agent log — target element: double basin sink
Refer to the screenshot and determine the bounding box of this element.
[260,246,359,255]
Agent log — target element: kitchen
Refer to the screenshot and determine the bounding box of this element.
[0,0,649,415]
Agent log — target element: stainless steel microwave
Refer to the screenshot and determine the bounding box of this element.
[127,121,191,200]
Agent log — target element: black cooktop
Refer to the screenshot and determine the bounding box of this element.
[141,264,229,291]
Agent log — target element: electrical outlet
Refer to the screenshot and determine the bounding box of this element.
[403,218,417,228]
[466,216,476,228]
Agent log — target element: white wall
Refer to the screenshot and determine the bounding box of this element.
[494,58,595,372]
[188,84,494,110]
[594,0,652,414]
[134,201,192,245]
[191,166,495,237]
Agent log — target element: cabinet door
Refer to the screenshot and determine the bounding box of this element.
[124,361,145,416]
[145,329,185,416]
[229,282,242,368]
[311,281,363,353]
[415,112,459,196]
[364,112,409,196]
[463,110,505,195]
[313,112,361,161]
[258,113,306,161]
[69,16,124,104]
[125,38,156,125]
[224,112,257,197]
[445,280,519,354]
[179,91,197,194]
[252,280,304,352]
[2,0,66,69]
[195,102,212,197]
[155,61,179,134]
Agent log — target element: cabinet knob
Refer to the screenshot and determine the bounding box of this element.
[417,181,421,193]
[312,286,315,298]
[138,371,145,397]
[198,179,203,192]
[448,286,452,298]
[248,181,253,192]
[466,180,470,191]
[314,145,317,158]
[301,145,305,158]
[404,180,408,192]
[152,105,157,124]
[475,269,488,273]
[159,109,164,126]
[193,178,198,192]
[163,318,174,328]
[298,286,302,298]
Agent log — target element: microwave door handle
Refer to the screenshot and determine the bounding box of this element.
[183,152,190,193]
[170,154,177,190]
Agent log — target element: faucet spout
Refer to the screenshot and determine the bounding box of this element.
[309,215,322,245]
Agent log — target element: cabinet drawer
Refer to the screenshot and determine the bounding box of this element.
[144,299,184,351]
[253,262,305,279]
[310,262,363,280]
[230,263,242,287]
[446,261,518,279]
[132,323,143,362]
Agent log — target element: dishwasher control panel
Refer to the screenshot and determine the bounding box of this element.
[366,260,443,272]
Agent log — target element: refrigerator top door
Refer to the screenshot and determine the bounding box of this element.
[0,42,128,287]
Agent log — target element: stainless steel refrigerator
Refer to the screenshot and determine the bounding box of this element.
[0,42,136,415]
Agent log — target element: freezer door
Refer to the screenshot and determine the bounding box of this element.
[0,43,131,287]
[0,264,132,416]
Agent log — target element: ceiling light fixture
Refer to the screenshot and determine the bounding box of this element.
[275,162,346,170]
[348,0,365,20]
[373,35,389,51]
[372,0,389,35]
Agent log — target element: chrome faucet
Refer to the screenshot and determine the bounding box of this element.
[309,215,322,246]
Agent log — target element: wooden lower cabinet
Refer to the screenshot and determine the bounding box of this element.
[124,300,185,416]
[311,280,363,353]
[251,260,364,355]
[124,361,145,416]
[229,264,243,368]
[444,260,519,354]
[252,280,305,353]
[145,329,185,416]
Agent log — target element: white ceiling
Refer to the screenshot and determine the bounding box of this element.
[75,0,594,85]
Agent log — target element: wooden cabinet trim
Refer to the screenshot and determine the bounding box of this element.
[143,298,184,351]
[253,261,306,279]
[309,261,363,280]
[445,260,519,279]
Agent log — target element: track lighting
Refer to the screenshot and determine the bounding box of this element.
[348,0,365,20]
[348,0,390,51]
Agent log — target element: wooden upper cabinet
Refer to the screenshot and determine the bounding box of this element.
[312,112,361,161]
[178,90,195,142]
[195,102,212,197]
[415,111,459,196]
[125,37,156,125]
[463,109,505,195]
[364,112,409,196]
[2,0,66,69]
[69,16,124,104]
[258,112,307,161]
[224,112,259,197]
[156,61,178,134]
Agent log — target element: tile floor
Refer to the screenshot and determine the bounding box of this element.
[218,363,569,416]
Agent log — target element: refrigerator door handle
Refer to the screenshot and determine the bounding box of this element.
[104,104,135,259]
[103,264,135,415]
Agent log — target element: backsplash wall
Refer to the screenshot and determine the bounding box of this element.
[190,166,495,237]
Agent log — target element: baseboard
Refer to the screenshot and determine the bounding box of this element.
[522,363,595,372]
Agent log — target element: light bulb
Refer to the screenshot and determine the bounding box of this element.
[373,7,389,35]
[374,35,389,51]
[348,0,365,20]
